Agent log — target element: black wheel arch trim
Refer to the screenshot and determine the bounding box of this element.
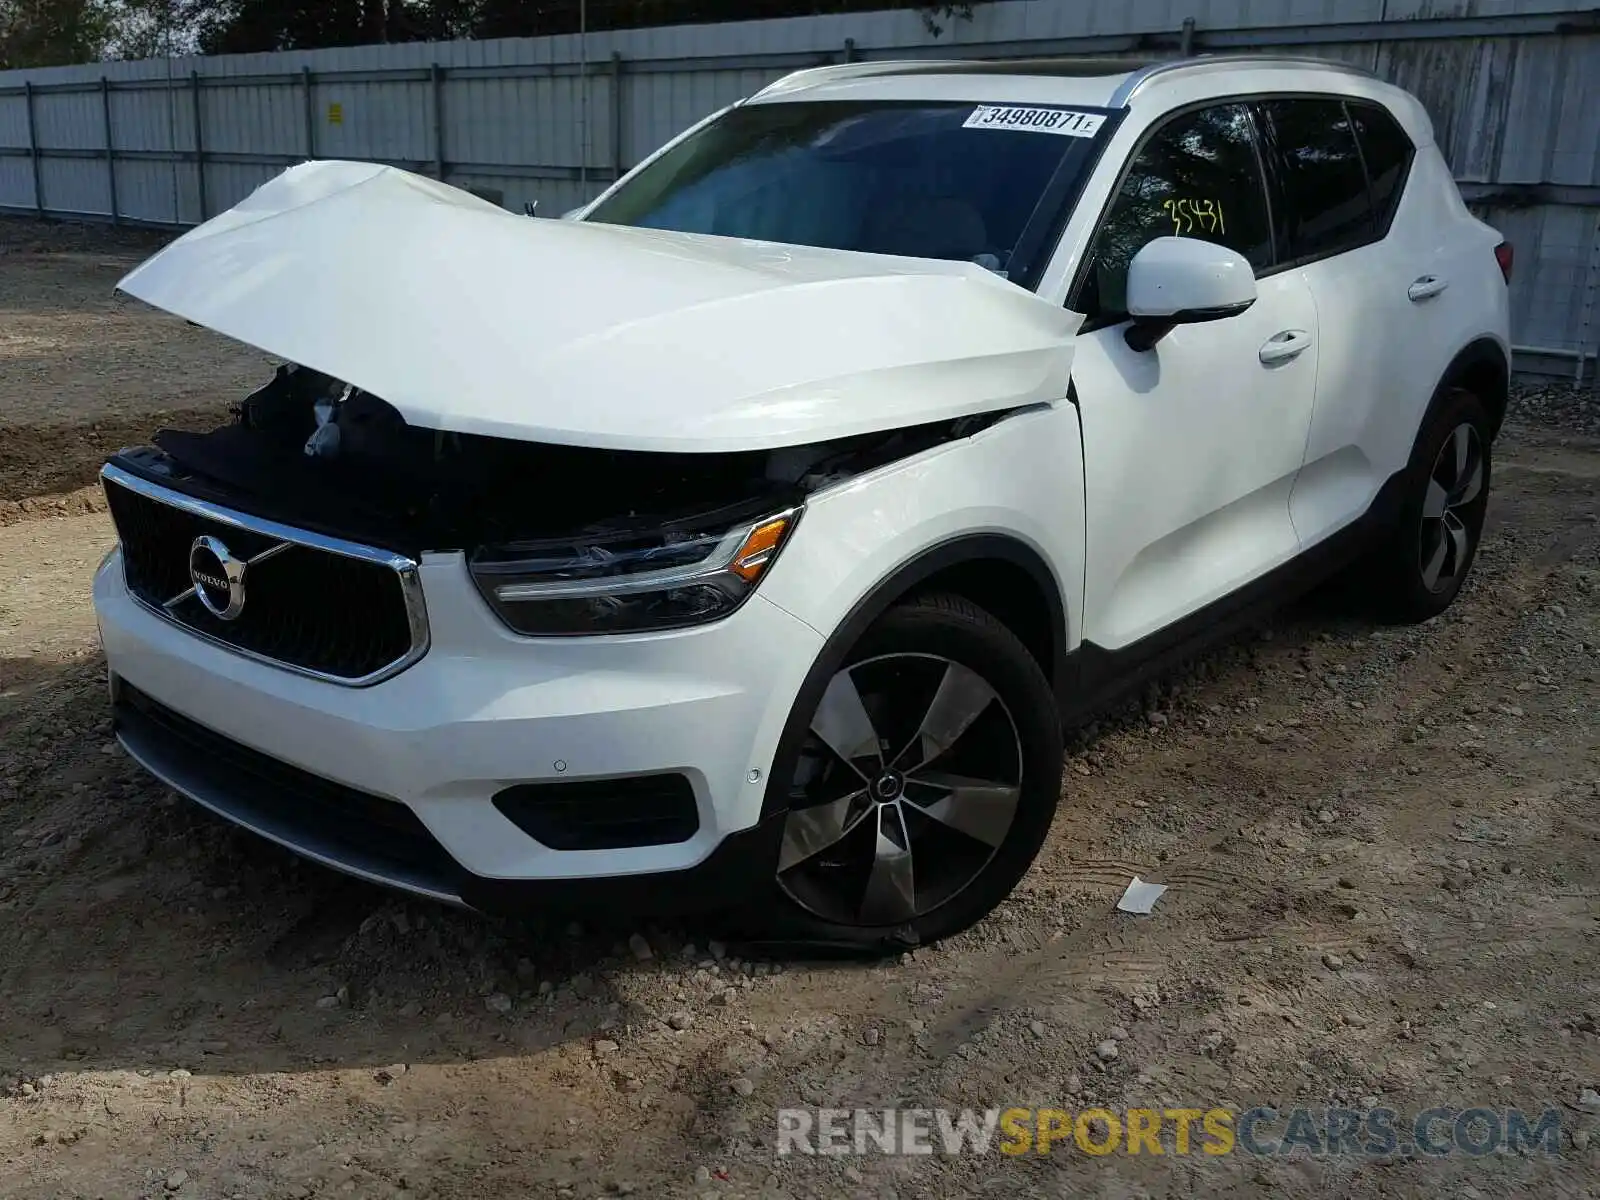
[1437,337,1510,436]
[758,533,1070,821]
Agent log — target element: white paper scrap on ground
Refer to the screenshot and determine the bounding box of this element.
[1116,877,1168,915]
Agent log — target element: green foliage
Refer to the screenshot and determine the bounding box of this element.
[1,0,991,65]
[0,0,114,69]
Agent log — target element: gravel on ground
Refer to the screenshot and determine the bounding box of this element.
[1,216,1597,1200]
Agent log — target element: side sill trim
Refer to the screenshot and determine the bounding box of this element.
[1060,466,1407,725]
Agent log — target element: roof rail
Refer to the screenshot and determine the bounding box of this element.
[753,55,1162,101]
[754,52,1381,106]
[752,61,957,100]
[1108,54,1381,105]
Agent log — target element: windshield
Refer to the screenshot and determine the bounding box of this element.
[584,99,1115,291]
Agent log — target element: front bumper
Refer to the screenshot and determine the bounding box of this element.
[95,544,822,910]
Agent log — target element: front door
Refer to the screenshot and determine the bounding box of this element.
[1069,101,1319,653]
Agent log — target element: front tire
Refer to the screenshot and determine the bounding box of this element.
[1364,386,1492,623]
[754,593,1064,952]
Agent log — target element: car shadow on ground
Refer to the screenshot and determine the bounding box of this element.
[0,655,890,1089]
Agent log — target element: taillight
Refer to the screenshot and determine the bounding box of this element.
[1494,241,1513,283]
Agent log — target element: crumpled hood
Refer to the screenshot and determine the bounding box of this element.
[118,160,1081,452]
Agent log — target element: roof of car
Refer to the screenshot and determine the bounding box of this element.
[748,53,1430,143]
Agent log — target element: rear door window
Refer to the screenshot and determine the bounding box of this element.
[1079,101,1274,319]
[1257,98,1374,263]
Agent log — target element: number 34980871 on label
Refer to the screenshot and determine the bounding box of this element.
[961,105,1106,137]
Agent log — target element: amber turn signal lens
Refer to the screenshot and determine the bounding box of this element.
[731,516,792,582]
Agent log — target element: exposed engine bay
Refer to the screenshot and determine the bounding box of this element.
[110,364,1008,556]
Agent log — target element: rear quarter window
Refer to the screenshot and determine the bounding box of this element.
[1347,101,1415,234]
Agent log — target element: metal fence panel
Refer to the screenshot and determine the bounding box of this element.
[1496,204,1600,349]
[203,82,307,157]
[115,158,183,225]
[1,0,1598,374]
[0,93,29,147]
[205,159,281,214]
[1550,39,1600,187]
[37,155,107,214]
[317,78,432,161]
[108,83,184,153]
[0,157,33,208]
[31,87,102,150]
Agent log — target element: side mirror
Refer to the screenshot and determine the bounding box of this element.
[1123,236,1257,351]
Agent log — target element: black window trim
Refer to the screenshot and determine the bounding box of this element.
[1067,95,1277,330]
[1008,106,1129,294]
[1249,93,1417,278]
[1343,99,1376,211]
[1067,89,1418,324]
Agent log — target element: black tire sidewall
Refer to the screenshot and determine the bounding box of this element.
[1378,386,1493,621]
[755,594,1064,951]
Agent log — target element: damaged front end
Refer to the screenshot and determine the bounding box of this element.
[108,363,1008,640]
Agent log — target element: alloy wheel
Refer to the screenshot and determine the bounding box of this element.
[776,653,1023,927]
[1418,421,1485,594]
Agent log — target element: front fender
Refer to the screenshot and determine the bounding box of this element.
[761,406,1082,650]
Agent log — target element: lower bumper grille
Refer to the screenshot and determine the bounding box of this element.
[492,775,701,850]
[102,464,427,685]
[113,681,464,902]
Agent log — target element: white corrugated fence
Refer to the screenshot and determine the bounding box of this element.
[2,0,1597,378]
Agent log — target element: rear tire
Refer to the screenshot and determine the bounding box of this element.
[1361,386,1492,624]
[750,593,1063,953]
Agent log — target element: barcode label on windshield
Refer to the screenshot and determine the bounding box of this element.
[962,105,1104,137]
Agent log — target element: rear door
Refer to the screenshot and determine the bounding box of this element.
[1070,101,1320,654]
[1256,96,1433,546]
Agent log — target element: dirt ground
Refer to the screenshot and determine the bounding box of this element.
[1,217,1597,1200]
[0,220,269,508]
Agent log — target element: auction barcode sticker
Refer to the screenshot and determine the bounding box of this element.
[962,105,1105,137]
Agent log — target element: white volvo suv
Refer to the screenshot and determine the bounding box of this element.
[96,54,1511,950]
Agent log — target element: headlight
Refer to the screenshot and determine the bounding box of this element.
[469,508,799,635]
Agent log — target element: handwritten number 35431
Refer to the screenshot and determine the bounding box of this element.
[1161,198,1226,236]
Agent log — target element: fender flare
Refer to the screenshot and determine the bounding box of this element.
[1435,337,1510,435]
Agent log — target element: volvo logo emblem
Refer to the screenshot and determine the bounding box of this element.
[189,535,247,621]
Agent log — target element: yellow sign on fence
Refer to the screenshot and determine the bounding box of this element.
[327,102,343,125]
